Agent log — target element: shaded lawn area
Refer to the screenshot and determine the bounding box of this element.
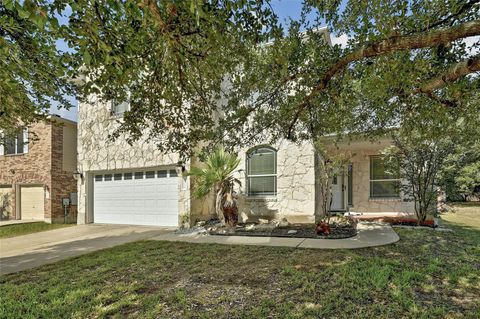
[1,207,479,318]
[0,222,72,239]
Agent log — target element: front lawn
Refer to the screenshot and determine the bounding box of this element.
[1,206,479,318]
[0,222,73,239]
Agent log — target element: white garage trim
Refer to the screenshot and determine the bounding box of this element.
[93,168,179,227]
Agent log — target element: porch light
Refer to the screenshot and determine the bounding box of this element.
[175,162,186,175]
[73,171,83,180]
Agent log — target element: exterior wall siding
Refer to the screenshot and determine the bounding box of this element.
[348,149,415,214]
[77,96,190,225]
[0,119,78,223]
[51,122,78,223]
[0,122,52,221]
[78,95,416,226]
[325,138,416,215]
[239,141,316,224]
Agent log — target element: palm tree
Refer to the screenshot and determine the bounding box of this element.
[186,148,241,226]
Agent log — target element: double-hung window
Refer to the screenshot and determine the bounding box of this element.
[0,128,28,156]
[111,90,131,116]
[370,155,400,198]
[246,147,277,196]
[111,100,130,116]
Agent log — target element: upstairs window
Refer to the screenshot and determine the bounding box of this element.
[1,128,28,156]
[111,100,130,116]
[370,156,400,198]
[246,147,277,196]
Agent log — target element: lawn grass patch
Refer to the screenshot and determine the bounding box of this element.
[0,206,479,318]
[0,222,73,238]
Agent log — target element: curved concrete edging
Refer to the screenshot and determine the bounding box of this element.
[151,222,400,250]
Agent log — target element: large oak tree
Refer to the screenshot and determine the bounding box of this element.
[1,0,479,156]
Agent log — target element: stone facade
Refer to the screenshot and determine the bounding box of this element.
[78,95,418,227]
[236,141,316,224]
[325,138,416,215]
[76,96,191,225]
[0,118,78,223]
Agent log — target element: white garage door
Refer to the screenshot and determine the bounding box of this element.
[93,169,179,226]
[20,186,45,220]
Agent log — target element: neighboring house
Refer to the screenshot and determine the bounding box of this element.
[0,116,78,223]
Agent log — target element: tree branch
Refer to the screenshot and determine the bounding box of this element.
[415,0,479,33]
[413,55,480,94]
[287,20,480,137]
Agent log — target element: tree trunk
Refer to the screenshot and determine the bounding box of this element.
[215,187,224,224]
[314,151,324,222]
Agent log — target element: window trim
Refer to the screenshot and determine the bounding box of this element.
[246,146,277,197]
[1,128,28,156]
[111,91,131,117]
[369,155,400,199]
[347,163,353,206]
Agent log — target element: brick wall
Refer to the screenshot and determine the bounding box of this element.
[0,122,52,220]
[0,119,78,223]
[50,122,78,223]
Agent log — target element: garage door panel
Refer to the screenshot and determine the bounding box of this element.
[20,186,44,220]
[94,169,179,226]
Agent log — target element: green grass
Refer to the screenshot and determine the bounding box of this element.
[1,205,479,318]
[0,222,73,239]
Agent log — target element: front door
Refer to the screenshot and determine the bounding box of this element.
[331,173,345,211]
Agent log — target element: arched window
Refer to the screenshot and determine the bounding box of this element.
[246,146,277,196]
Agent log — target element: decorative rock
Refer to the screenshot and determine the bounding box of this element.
[240,211,249,223]
[245,224,256,231]
[258,218,269,224]
[196,221,206,227]
[287,230,297,234]
[278,218,289,227]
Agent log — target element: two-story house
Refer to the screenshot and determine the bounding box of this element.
[76,28,421,228]
[0,116,78,223]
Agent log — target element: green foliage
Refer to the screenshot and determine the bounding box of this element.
[0,0,75,136]
[2,0,479,158]
[65,0,280,157]
[314,140,352,220]
[383,131,455,222]
[438,140,480,201]
[1,206,480,318]
[186,148,240,199]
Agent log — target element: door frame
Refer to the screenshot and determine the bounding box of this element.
[330,164,353,212]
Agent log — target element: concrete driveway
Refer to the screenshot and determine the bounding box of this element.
[0,224,172,275]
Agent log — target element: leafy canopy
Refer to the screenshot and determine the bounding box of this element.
[2,1,479,157]
[186,148,240,199]
[0,0,75,137]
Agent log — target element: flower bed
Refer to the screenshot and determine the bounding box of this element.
[208,222,357,239]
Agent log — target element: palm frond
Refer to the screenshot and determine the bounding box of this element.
[188,148,241,199]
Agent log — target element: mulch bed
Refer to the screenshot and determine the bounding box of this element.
[209,223,357,239]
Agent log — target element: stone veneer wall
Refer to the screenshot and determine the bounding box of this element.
[235,140,316,224]
[326,141,416,215]
[348,149,415,214]
[77,96,191,225]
